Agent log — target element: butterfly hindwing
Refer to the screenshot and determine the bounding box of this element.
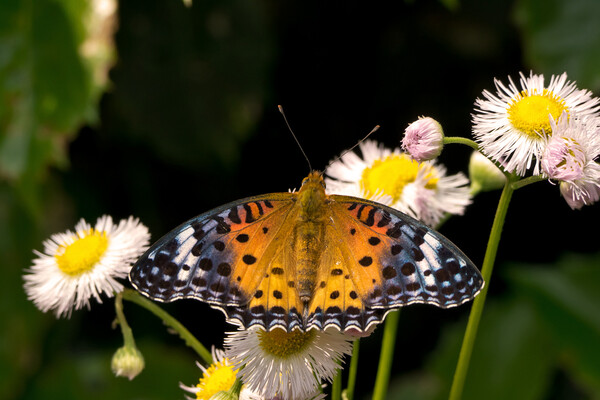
[306,238,387,331]
[129,194,295,310]
[226,243,305,331]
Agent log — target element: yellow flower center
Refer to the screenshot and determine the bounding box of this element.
[360,154,438,203]
[257,328,316,359]
[196,360,238,400]
[55,229,109,276]
[507,90,568,138]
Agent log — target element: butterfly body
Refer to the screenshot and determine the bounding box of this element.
[130,171,483,332]
[294,172,329,303]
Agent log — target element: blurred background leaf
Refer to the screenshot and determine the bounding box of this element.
[109,0,271,173]
[0,0,114,206]
[507,254,600,396]
[1,0,116,398]
[514,0,600,91]
[1,0,599,399]
[24,337,198,400]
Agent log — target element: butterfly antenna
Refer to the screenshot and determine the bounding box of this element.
[325,124,380,170]
[278,105,312,172]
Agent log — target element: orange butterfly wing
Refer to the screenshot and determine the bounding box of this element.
[131,193,314,331]
[228,240,307,330]
[130,194,294,305]
[304,195,483,332]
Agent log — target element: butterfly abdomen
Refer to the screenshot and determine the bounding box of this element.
[293,220,326,303]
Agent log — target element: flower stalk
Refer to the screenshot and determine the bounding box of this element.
[443,136,480,151]
[345,339,360,400]
[115,291,136,348]
[121,288,212,364]
[448,176,515,400]
[372,310,400,400]
[332,367,343,400]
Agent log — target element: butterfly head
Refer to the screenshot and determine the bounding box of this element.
[300,171,326,189]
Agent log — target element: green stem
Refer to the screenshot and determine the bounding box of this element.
[448,179,515,400]
[510,174,546,190]
[443,137,480,151]
[114,292,136,348]
[345,339,360,400]
[121,288,212,364]
[372,310,400,400]
[332,367,343,400]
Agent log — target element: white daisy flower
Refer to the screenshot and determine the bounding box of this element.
[540,112,600,209]
[23,215,150,318]
[224,327,353,400]
[180,347,263,400]
[401,116,445,162]
[472,71,600,176]
[325,140,471,227]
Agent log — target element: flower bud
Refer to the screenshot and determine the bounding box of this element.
[209,376,245,400]
[401,116,444,161]
[468,151,506,193]
[111,345,145,380]
[209,390,237,400]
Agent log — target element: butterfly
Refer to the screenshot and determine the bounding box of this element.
[129,171,484,333]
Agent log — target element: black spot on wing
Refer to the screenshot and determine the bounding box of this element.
[228,207,242,224]
[243,203,256,223]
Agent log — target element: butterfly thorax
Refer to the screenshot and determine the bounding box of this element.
[294,171,329,304]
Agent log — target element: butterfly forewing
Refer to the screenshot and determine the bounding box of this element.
[129,194,296,308]
[328,195,483,310]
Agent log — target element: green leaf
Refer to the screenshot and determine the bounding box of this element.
[0,0,114,189]
[450,299,554,400]
[506,254,600,395]
[0,183,54,399]
[514,0,600,91]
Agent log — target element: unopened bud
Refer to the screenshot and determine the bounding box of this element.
[401,116,444,161]
[111,345,145,380]
[469,151,506,193]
